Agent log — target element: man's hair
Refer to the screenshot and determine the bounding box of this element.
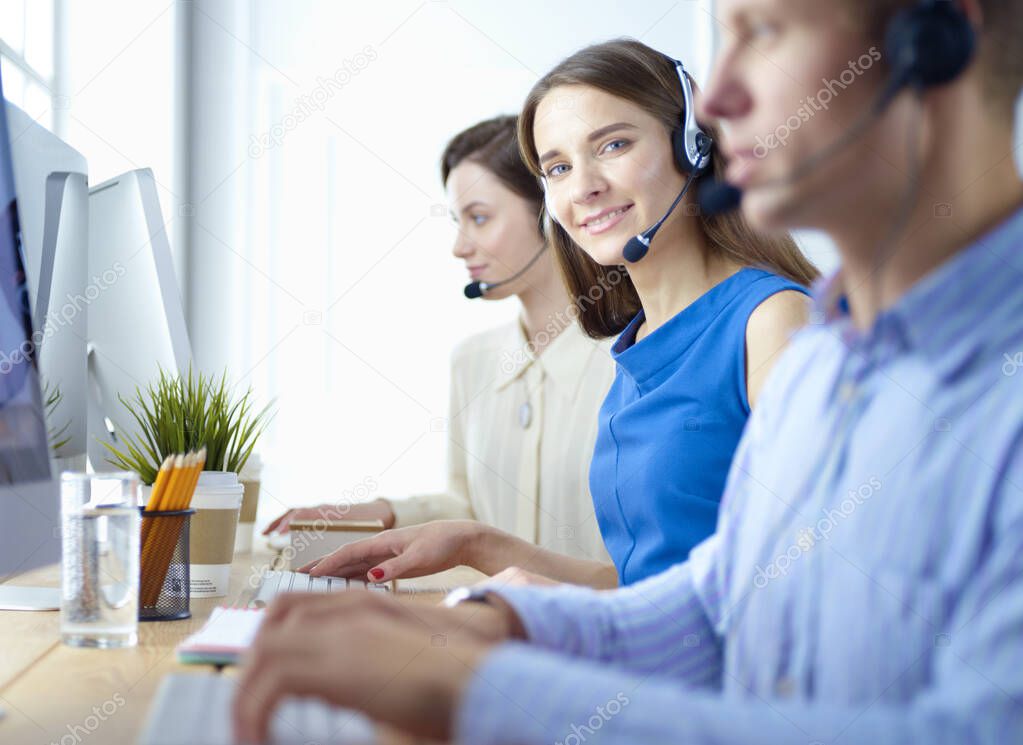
[857,1,1022,115]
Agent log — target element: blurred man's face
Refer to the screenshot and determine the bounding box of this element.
[699,0,916,235]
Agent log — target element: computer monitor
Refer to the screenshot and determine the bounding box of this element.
[87,169,192,472]
[7,102,89,470]
[0,69,61,582]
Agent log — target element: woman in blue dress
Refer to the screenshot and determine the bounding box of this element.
[303,39,819,587]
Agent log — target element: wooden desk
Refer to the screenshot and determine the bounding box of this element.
[0,550,482,743]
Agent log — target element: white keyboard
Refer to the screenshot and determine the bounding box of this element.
[252,569,390,608]
[139,673,375,744]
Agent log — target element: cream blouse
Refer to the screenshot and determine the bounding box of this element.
[388,318,615,562]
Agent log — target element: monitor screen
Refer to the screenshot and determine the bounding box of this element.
[0,70,52,483]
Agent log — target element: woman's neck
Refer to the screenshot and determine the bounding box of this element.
[629,221,741,342]
[516,261,575,356]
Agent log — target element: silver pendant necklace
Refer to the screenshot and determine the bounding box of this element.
[518,400,532,429]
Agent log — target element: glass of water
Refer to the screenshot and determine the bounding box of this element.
[60,471,140,648]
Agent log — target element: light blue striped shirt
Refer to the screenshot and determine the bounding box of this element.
[455,206,1023,744]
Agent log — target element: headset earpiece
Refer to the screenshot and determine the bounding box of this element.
[668,58,713,176]
[885,0,975,92]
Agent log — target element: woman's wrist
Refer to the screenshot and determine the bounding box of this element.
[457,521,502,571]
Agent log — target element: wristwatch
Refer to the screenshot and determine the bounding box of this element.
[442,585,493,608]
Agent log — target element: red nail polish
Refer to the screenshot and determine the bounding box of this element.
[369,568,384,580]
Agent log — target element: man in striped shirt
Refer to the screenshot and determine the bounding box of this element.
[233,1,1023,742]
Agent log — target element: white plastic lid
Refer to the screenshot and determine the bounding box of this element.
[192,470,243,508]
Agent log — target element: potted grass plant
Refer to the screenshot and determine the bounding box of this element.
[102,366,273,484]
[103,366,275,598]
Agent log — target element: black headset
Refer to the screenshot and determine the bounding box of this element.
[883,0,976,102]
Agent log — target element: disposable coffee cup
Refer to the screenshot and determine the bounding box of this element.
[189,471,243,597]
[235,454,262,554]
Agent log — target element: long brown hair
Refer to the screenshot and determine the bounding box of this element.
[517,38,819,338]
[441,114,543,220]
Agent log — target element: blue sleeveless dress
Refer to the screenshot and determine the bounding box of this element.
[591,268,808,584]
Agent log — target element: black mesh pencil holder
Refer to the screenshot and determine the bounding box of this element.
[138,508,195,621]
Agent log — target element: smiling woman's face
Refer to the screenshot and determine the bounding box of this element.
[534,84,685,266]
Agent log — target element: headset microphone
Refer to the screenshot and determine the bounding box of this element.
[698,0,975,217]
[697,179,743,216]
[463,244,548,299]
[623,160,706,262]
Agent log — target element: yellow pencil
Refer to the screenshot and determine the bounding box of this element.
[145,455,174,511]
[182,447,206,508]
[172,449,202,510]
[164,452,189,511]
[141,455,184,595]
[155,454,186,511]
[140,455,175,570]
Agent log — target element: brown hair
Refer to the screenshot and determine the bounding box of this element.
[517,39,819,339]
[853,1,1023,116]
[441,114,543,220]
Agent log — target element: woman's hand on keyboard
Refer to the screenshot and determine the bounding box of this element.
[262,498,396,535]
[232,590,512,744]
[299,520,484,583]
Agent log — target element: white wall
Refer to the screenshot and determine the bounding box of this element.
[63,0,180,260]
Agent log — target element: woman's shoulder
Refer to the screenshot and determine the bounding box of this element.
[743,289,813,408]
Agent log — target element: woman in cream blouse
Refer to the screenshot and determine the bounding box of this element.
[265,115,615,564]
